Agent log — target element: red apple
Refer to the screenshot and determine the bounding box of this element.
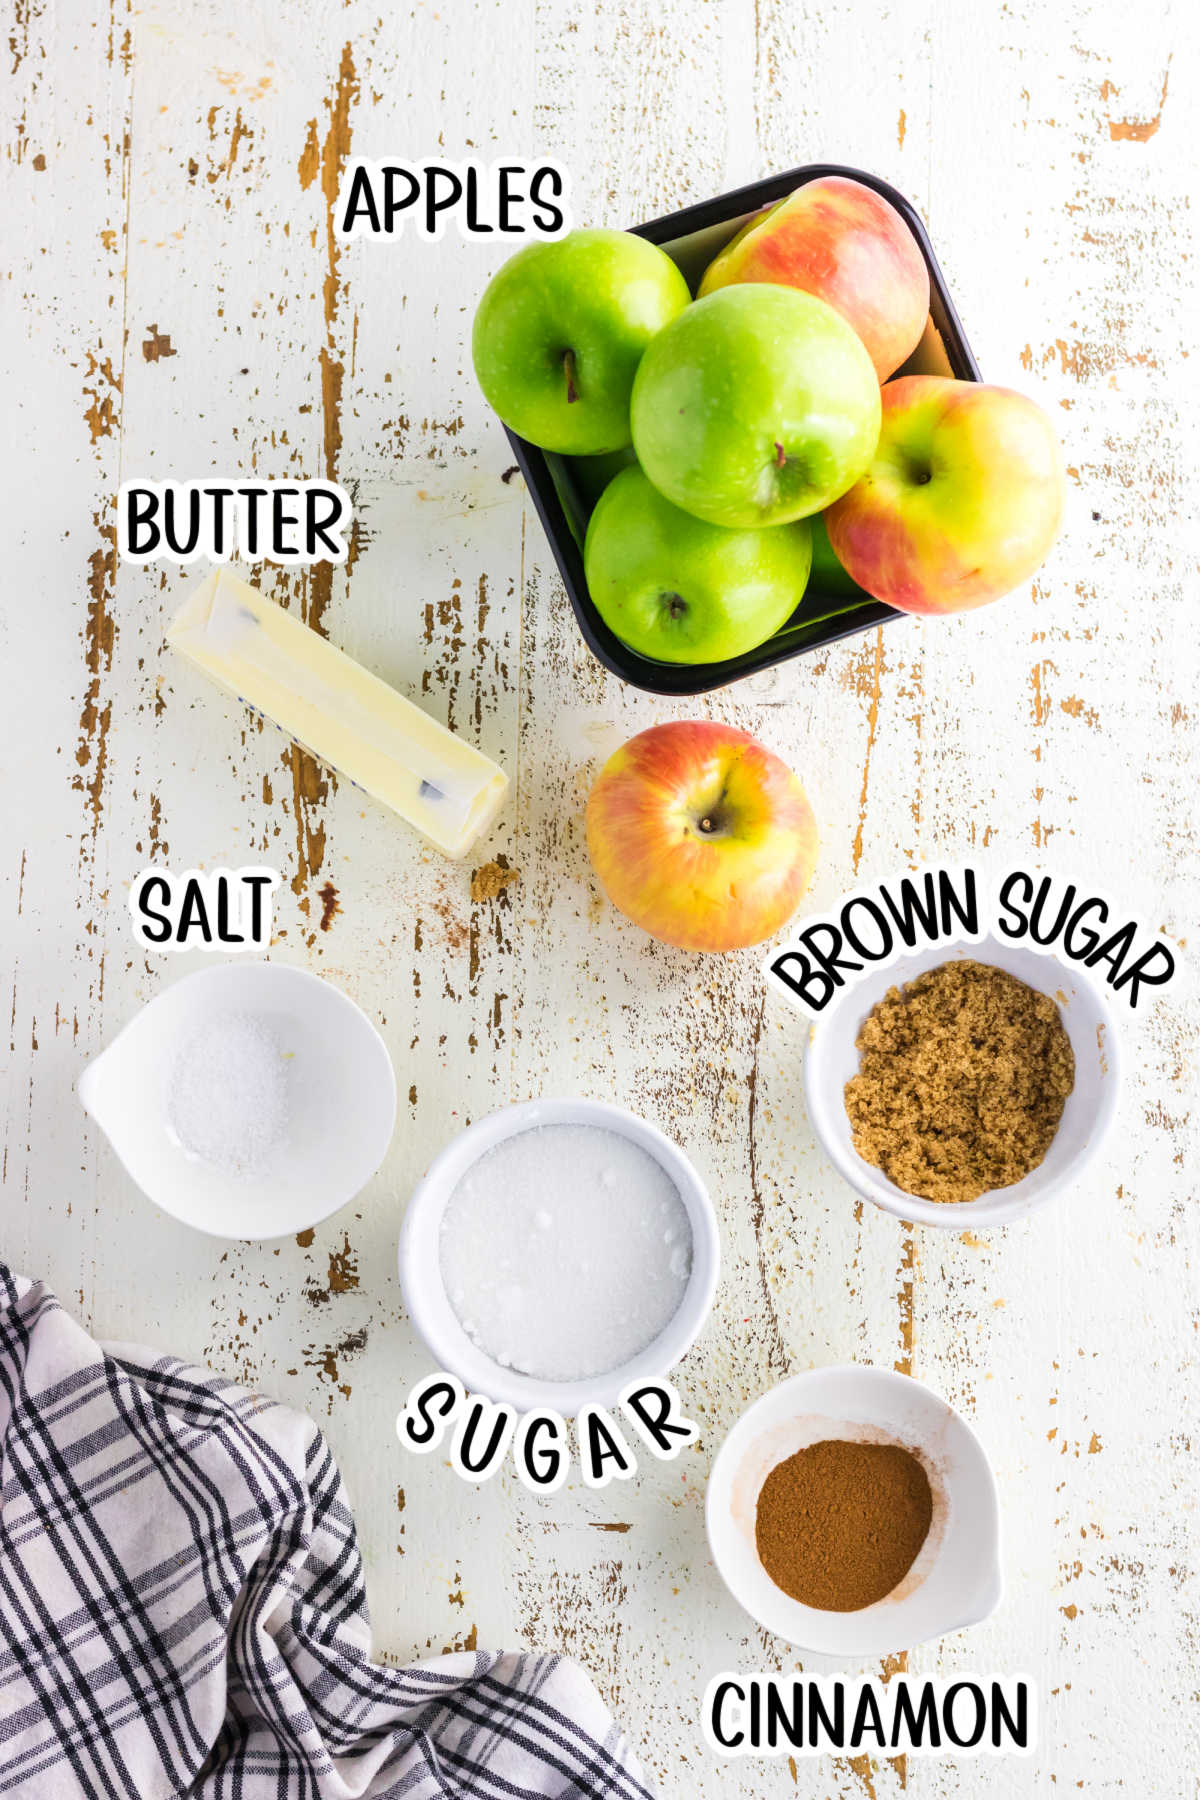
[825,376,1065,615]
[698,175,930,381]
[585,720,818,953]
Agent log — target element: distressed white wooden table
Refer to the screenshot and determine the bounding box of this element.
[4,1,1197,1793]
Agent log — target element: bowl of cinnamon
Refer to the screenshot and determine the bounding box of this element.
[802,934,1121,1229]
[705,1365,1001,1656]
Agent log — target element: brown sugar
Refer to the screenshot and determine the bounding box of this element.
[470,857,521,904]
[844,959,1075,1205]
[755,1438,933,1612]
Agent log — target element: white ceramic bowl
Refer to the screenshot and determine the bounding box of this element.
[706,1365,1001,1657]
[803,933,1121,1229]
[78,962,397,1240]
[398,1097,720,1412]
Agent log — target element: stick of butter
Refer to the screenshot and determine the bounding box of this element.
[167,569,508,858]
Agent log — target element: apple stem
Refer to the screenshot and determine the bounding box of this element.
[698,817,716,834]
[563,349,579,405]
[774,440,786,470]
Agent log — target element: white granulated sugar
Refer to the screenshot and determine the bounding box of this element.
[166,1011,291,1176]
[438,1122,694,1383]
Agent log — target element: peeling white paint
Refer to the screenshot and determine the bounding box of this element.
[2,2,1198,1795]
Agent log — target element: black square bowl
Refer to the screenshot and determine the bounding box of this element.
[500,164,982,695]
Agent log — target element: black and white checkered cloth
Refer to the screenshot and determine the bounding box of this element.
[0,1266,653,1799]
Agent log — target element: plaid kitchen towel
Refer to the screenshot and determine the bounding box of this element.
[0,1266,652,1800]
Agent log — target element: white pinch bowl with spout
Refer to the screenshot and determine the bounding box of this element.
[802,932,1121,1229]
[398,1097,720,1413]
[78,962,397,1240]
[706,1365,1001,1658]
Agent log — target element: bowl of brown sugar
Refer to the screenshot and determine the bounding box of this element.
[706,1365,1001,1656]
[803,934,1121,1228]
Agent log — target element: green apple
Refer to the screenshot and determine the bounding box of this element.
[472,230,691,455]
[809,512,866,597]
[569,443,638,507]
[630,284,881,528]
[584,465,812,664]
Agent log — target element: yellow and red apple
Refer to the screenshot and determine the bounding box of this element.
[585,720,818,952]
[825,375,1065,614]
[698,175,930,382]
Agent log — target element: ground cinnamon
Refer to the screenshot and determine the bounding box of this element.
[755,1438,933,1612]
[844,959,1075,1205]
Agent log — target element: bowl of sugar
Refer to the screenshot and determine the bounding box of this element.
[398,1098,720,1412]
[78,962,397,1239]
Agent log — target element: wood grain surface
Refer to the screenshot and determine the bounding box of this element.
[3,0,1197,1792]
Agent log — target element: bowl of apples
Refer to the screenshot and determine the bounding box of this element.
[472,165,1064,695]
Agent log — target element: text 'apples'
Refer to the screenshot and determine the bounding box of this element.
[826,375,1065,614]
[586,720,818,953]
[631,285,882,529]
[472,229,691,455]
[584,466,813,665]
